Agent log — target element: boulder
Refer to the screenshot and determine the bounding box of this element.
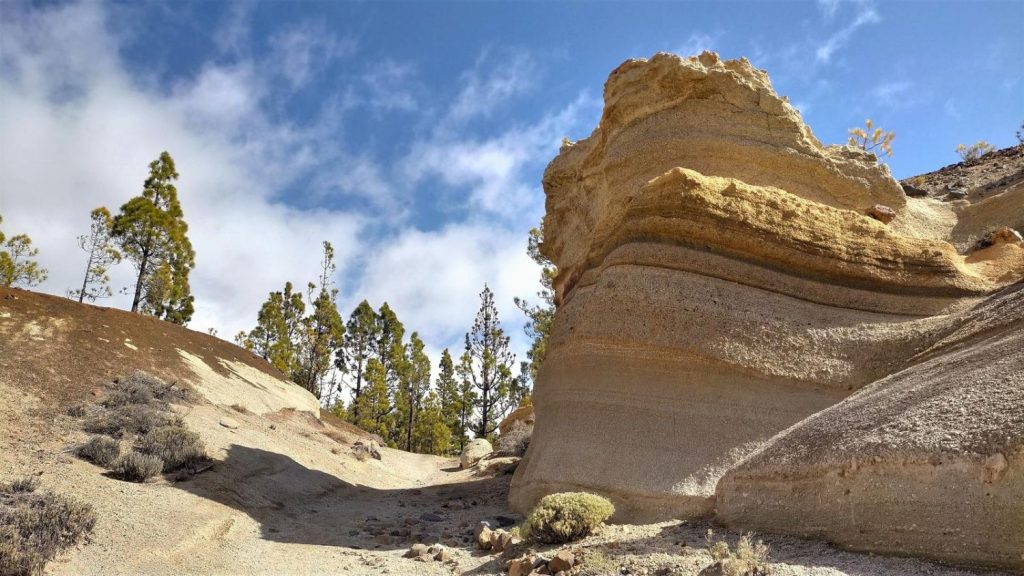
[474,521,493,550]
[218,416,240,429]
[460,438,493,469]
[507,555,537,576]
[498,404,535,436]
[547,550,575,573]
[352,440,382,461]
[716,286,1024,571]
[509,52,1023,525]
[866,203,897,224]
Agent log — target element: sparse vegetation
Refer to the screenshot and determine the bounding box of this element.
[522,492,615,544]
[848,118,894,157]
[0,477,96,576]
[111,451,164,482]
[495,421,532,457]
[74,436,121,468]
[83,405,173,437]
[704,529,771,576]
[138,426,207,472]
[956,141,996,162]
[0,215,49,289]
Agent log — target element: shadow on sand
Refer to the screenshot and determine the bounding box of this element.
[169,444,515,552]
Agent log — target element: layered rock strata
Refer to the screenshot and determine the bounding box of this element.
[509,51,1023,529]
[716,285,1024,570]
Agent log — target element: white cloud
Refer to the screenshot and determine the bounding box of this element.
[0,1,593,392]
[268,21,358,90]
[352,222,538,360]
[674,33,719,58]
[448,50,538,123]
[815,2,880,63]
[360,59,420,113]
[0,1,363,340]
[869,80,914,108]
[405,92,599,218]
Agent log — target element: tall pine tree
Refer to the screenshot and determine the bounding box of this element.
[112,151,195,323]
[459,285,516,440]
[295,241,345,399]
[436,348,465,453]
[337,300,381,421]
[395,333,431,452]
[238,282,305,375]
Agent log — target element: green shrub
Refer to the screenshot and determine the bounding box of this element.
[111,451,163,482]
[522,492,614,544]
[138,426,207,472]
[0,477,96,576]
[74,436,121,468]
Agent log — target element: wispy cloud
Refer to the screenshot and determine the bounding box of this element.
[674,32,719,58]
[816,2,880,63]
[269,21,358,90]
[360,59,420,113]
[447,49,538,123]
[869,80,914,108]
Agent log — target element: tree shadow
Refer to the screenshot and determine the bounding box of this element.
[170,444,517,552]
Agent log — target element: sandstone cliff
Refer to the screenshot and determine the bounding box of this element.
[510,51,1023,569]
[716,284,1024,570]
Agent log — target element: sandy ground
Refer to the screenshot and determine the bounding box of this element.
[1,379,1014,576]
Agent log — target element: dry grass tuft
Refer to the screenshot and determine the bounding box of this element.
[0,477,96,576]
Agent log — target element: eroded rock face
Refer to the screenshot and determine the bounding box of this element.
[716,286,1024,570]
[509,52,1023,524]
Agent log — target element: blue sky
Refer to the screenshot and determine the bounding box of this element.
[1,0,1022,382]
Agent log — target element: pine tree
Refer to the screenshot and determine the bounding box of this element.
[395,333,431,452]
[514,222,555,383]
[436,348,464,453]
[350,358,395,443]
[336,300,381,421]
[460,284,516,440]
[295,241,345,399]
[239,282,305,375]
[412,390,452,456]
[70,207,121,302]
[0,215,48,288]
[111,151,195,323]
[456,350,477,451]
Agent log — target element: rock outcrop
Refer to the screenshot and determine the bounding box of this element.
[509,51,1023,538]
[716,284,1024,570]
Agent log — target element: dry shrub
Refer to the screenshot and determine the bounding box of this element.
[82,406,174,438]
[65,403,90,418]
[704,530,771,576]
[74,436,121,468]
[0,477,96,576]
[111,451,163,482]
[137,426,207,472]
[956,141,996,162]
[495,421,532,457]
[522,492,614,544]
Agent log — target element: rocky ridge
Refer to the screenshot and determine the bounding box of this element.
[511,51,1023,570]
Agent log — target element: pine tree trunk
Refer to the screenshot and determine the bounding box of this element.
[77,248,94,303]
[130,252,149,313]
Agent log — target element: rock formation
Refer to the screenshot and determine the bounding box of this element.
[510,50,1023,568]
[717,284,1024,570]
